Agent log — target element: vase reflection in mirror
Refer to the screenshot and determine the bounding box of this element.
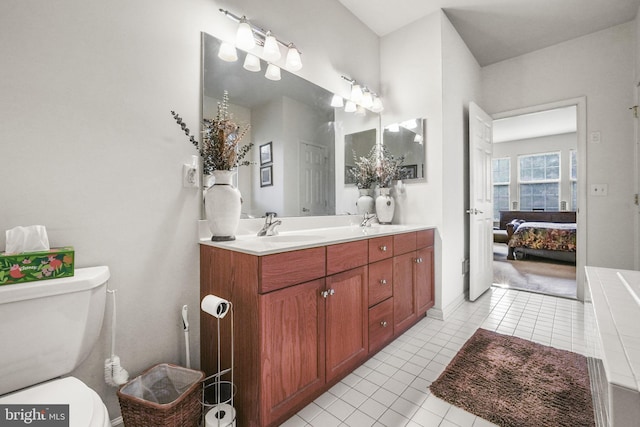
[376,188,395,224]
[205,170,242,241]
[356,189,375,216]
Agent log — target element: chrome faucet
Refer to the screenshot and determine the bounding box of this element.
[361,212,377,227]
[257,212,282,236]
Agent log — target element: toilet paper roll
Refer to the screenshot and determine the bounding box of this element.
[201,294,230,319]
[205,404,236,427]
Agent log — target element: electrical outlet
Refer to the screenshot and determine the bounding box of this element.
[183,164,199,188]
[590,184,608,196]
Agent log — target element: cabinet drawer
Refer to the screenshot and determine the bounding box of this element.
[327,240,368,276]
[260,247,326,293]
[393,232,417,255]
[368,298,394,353]
[369,236,393,263]
[368,258,393,307]
[417,229,434,248]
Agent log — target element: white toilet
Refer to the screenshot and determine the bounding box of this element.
[0,266,112,427]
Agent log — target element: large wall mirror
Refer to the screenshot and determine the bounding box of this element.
[202,32,380,218]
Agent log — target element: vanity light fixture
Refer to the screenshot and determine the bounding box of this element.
[265,63,281,81]
[336,75,384,113]
[344,100,357,113]
[218,41,238,62]
[243,53,261,72]
[219,8,303,72]
[236,16,256,50]
[355,105,366,117]
[330,94,344,108]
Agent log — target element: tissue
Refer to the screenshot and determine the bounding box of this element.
[5,225,50,254]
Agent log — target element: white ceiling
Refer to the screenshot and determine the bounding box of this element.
[338,0,640,66]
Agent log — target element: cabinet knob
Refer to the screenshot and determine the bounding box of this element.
[379,245,387,252]
[321,290,329,298]
[380,321,388,328]
[415,258,423,264]
[379,279,387,285]
[328,288,335,296]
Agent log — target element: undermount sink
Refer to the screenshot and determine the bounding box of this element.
[260,234,325,243]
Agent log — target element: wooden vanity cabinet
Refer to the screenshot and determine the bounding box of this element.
[200,228,434,427]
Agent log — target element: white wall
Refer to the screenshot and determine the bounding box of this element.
[483,22,636,269]
[0,0,379,420]
[380,11,482,316]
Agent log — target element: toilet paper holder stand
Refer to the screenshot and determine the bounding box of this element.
[201,295,236,427]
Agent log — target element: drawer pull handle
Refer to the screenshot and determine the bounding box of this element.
[379,245,387,252]
[380,321,388,328]
[379,279,387,285]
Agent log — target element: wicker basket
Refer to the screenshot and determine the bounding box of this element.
[117,363,204,427]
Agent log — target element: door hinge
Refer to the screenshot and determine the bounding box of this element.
[630,105,639,119]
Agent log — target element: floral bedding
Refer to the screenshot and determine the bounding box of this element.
[508,221,576,252]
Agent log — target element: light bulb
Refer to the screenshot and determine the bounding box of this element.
[236,17,256,51]
[330,94,344,108]
[265,63,281,81]
[218,42,238,62]
[355,105,366,117]
[263,31,281,62]
[371,96,384,113]
[344,100,357,113]
[350,84,363,103]
[361,91,373,109]
[285,44,302,71]
[243,53,261,72]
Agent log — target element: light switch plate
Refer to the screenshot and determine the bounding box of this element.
[590,131,601,144]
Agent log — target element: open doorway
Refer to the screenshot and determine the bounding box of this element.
[490,101,585,299]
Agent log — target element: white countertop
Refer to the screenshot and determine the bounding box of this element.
[585,266,640,392]
[198,219,434,256]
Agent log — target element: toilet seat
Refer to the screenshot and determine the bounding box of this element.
[0,377,111,427]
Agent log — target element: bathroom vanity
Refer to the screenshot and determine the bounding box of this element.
[200,225,435,427]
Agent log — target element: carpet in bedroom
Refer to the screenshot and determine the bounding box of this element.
[493,243,576,299]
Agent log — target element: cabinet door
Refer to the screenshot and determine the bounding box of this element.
[393,252,417,334]
[325,266,368,383]
[415,246,434,316]
[260,279,326,426]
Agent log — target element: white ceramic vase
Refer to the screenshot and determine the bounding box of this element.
[356,189,375,216]
[375,187,395,224]
[204,170,241,241]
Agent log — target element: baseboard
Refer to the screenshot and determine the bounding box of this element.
[110,416,123,426]
[428,293,466,321]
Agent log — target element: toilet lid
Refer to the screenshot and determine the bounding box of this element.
[0,377,107,427]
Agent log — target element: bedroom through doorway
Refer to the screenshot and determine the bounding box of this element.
[490,103,580,299]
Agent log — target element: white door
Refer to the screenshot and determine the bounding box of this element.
[299,142,328,216]
[468,102,494,301]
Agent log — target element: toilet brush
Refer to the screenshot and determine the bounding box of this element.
[105,289,129,387]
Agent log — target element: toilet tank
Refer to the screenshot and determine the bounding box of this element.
[0,266,109,396]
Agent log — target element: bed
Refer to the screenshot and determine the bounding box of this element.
[499,211,577,263]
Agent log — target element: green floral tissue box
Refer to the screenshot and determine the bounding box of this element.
[0,247,74,285]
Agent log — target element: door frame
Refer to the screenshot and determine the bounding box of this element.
[492,97,587,301]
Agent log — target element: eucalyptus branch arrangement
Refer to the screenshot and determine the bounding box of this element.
[349,146,378,190]
[377,145,407,188]
[171,91,253,174]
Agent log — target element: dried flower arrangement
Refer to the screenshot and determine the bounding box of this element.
[171,91,252,174]
[377,145,407,188]
[349,146,377,190]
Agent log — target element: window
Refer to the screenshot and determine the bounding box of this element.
[570,150,577,210]
[518,152,560,211]
[492,158,510,221]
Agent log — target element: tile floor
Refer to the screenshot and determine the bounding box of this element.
[281,287,586,427]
